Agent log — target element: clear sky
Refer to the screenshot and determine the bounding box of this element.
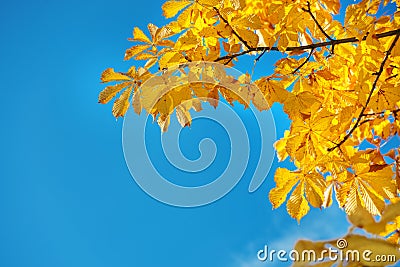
[0,0,387,266]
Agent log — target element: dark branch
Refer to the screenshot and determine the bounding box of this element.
[327,33,400,152]
[213,7,251,50]
[251,48,268,78]
[223,57,234,65]
[215,29,400,63]
[385,73,398,81]
[302,2,333,42]
[292,48,314,74]
[255,47,268,62]
[361,108,400,117]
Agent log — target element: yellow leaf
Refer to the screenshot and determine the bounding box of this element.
[207,86,219,108]
[190,98,202,112]
[147,23,158,40]
[176,104,192,127]
[162,0,191,19]
[305,173,326,208]
[274,130,289,162]
[316,68,340,81]
[255,78,290,107]
[229,0,245,10]
[159,51,185,69]
[176,30,199,50]
[124,45,151,60]
[270,167,325,221]
[287,182,310,222]
[154,92,174,116]
[347,204,376,228]
[158,114,171,132]
[283,91,321,120]
[371,84,400,111]
[269,168,299,209]
[219,86,248,107]
[112,86,132,118]
[98,82,131,104]
[132,27,151,43]
[361,202,400,234]
[232,14,262,29]
[144,57,158,69]
[132,90,142,115]
[277,34,289,52]
[340,166,396,216]
[135,53,156,61]
[197,0,221,6]
[101,68,131,83]
[156,26,175,41]
[321,0,340,14]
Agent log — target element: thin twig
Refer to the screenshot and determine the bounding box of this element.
[255,47,268,62]
[223,57,234,65]
[361,108,400,117]
[292,48,314,74]
[251,48,268,78]
[215,29,400,63]
[385,73,398,81]
[327,33,400,152]
[213,7,252,50]
[302,2,333,42]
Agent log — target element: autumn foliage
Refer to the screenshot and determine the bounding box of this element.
[99,0,400,257]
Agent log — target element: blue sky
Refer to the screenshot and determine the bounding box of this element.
[0,0,384,266]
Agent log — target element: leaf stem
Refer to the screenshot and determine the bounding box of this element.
[292,48,314,74]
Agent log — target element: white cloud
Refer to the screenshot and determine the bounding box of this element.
[231,206,349,267]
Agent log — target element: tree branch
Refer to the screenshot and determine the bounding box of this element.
[302,2,333,42]
[213,7,252,50]
[385,73,398,81]
[251,48,268,78]
[215,29,400,63]
[327,33,400,152]
[292,48,314,74]
[361,108,400,117]
[255,47,268,62]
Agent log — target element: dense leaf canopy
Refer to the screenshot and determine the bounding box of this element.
[99,0,400,258]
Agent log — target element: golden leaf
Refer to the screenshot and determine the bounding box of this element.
[162,0,192,19]
[98,82,131,104]
[287,182,311,222]
[176,104,192,127]
[132,27,151,43]
[274,130,289,162]
[112,86,133,118]
[269,168,299,209]
[158,114,171,132]
[197,0,221,7]
[124,45,151,60]
[270,168,325,221]
[132,90,142,115]
[340,166,396,216]
[255,78,290,107]
[283,91,321,120]
[235,28,259,48]
[101,68,131,83]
